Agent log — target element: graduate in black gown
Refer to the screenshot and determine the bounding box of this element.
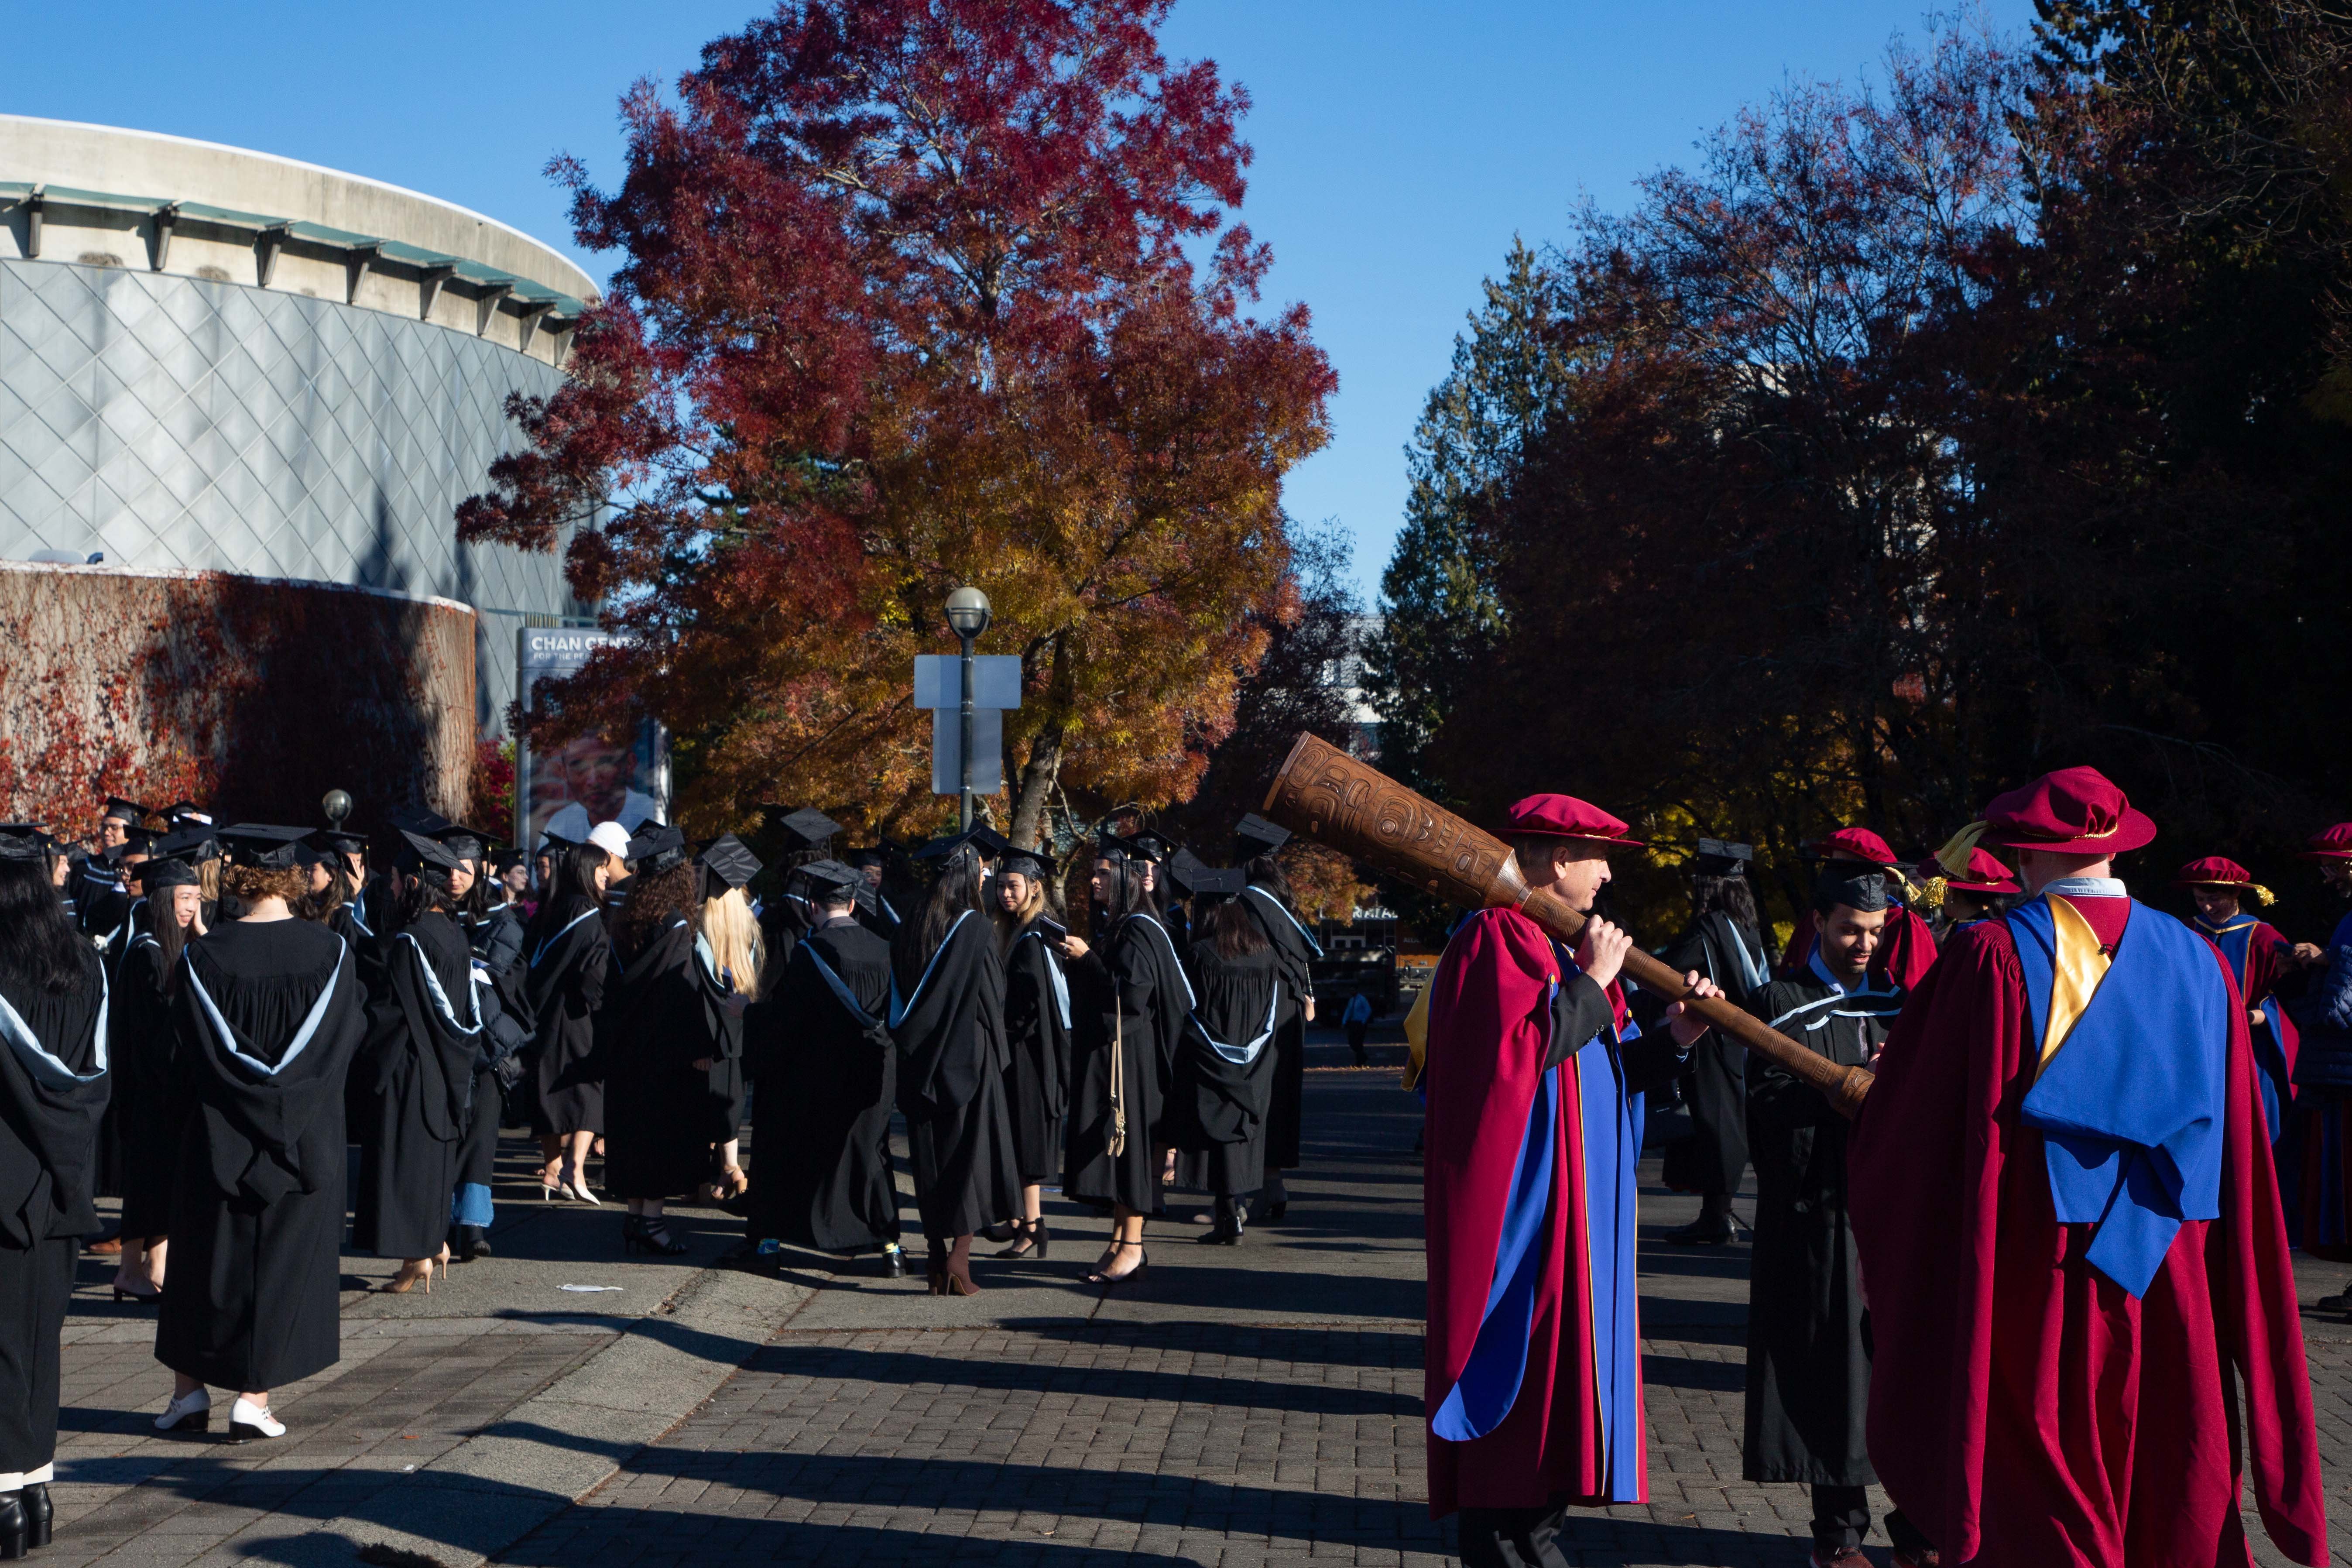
[603,825,714,1255]
[154,823,367,1443]
[889,839,1022,1295]
[691,835,763,1207]
[522,841,616,1204]
[352,831,483,1292]
[1173,872,1282,1245]
[449,826,530,1262]
[1063,837,1193,1285]
[107,857,205,1303]
[1655,841,1771,1245]
[745,860,905,1272]
[0,825,110,1554]
[990,847,1070,1261]
[850,847,905,940]
[1234,815,1319,1222]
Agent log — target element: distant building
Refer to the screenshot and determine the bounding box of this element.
[1330,612,1382,758]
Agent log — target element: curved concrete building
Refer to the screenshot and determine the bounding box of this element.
[0,117,597,730]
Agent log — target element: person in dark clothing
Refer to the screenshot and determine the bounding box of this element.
[603,827,720,1255]
[1656,840,1771,1245]
[849,847,904,940]
[452,833,531,1262]
[1173,875,1281,1244]
[154,823,367,1443]
[744,860,904,1274]
[352,831,483,1293]
[1741,868,1927,1568]
[107,857,205,1302]
[1233,815,1317,1222]
[1063,837,1192,1285]
[522,842,616,1205]
[891,841,1022,1295]
[0,826,111,1555]
[691,835,764,1206]
[991,847,1070,1259]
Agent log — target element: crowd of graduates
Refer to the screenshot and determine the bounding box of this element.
[0,791,1331,1560]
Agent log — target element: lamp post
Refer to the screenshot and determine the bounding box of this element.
[322,789,352,827]
[943,586,992,830]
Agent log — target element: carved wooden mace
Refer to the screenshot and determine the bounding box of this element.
[1262,733,1872,1116]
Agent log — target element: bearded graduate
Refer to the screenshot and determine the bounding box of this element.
[2177,856,2300,1146]
[154,824,367,1443]
[1422,795,1721,1568]
[603,825,715,1256]
[1171,871,1281,1246]
[991,847,1070,1260]
[745,861,904,1276]
[1741,871,1923,1568]
[108,857,205,1304]
[1849,768,2326,1568]
[522,840,615,1206]
[890,837,1022,1296]
[1780,827,1939,988]
[1232,816,1318,1223]
[352,831,483,1293]
[1062,837,1193,1285]
[0,825,110,1557]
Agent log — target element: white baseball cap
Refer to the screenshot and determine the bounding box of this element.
[587,820,634,862]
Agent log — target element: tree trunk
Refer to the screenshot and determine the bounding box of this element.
[1010,722,1063,848]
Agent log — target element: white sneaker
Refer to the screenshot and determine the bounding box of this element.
[154,1388,210,1433]
[228,1398,285,1440]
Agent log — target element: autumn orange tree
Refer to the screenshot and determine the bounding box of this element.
[457,0,1334,846]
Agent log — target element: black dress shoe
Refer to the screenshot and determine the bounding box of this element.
[0,1492,25,1561]
[881,1247,907,1278]
[452,1224,493,1262]
[1664,1211,1741,1245]
[20,1483,48,1548]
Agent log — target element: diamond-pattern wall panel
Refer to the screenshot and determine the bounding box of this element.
[0,258,576,732]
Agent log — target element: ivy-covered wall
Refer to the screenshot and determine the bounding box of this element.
[0,563,474,836]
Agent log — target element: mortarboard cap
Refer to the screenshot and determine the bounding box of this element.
[1166,848,1214,895]
[913,827,998,864]
[790,859,865,900]
[626,823,689,874]
[492,848,528,875]
[698,833,763,892]
[773,807,843,850]
[433,823,499,862]
[398,828,467,873]
[217,823,314,870]
[1234,813,1291,856]
[163,801,213,827]
[1811,866,1891,915]
[1694,837,1753,877]
[154,826,222,864]
[1126,827,1180,862]
[121,826,159,857]
[0,824,51,863]
[1186,866,1249,898]
[998,844,1057,880]
[134,857,199,891]
[846,846,888,869]
[102,796,151,824]
[310,826,368,857]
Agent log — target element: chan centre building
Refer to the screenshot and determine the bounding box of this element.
[0,117,597,822]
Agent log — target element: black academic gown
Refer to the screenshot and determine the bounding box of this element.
[331,892,386,1142]
[524,899,608,1138]
[1659,910,1768,1198]
[111,933,182,1239]
[1741,965,1903,1487]
[453,904,530,1193]
[1001,923,1072,1184]
[603,916,719,1200]
[692,933,748,1147]
[1064,913,1191,1211]
[1240,885,1317,1174]
[0,950,108,1474]
[747,916,900,1252]
[158,918,365,1392]
[890,911,1022,1239]
[1173,938,1282,1198]
[353,913,477,1259]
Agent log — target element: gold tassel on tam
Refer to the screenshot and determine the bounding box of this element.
[1917,875,1950,911]
[2253,883,2277,906]
[1935,821,1991,879]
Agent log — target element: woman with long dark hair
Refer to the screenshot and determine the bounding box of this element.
[602,827,712,1255]
[1173,885,1282,1245]
[1061,838,1192,1285]
[155,823,366,1443]
[0,826,110,1554]
[522,842,614,1203]
[350,832,481,1293]
[448,829,528,1261]
[889,842,1020,1295]
[1238,843,1319,1223]
[107,857,204,1302]
[990,848,1068,1259]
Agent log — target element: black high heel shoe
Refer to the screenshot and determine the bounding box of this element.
[1086,1241,1149,1286]
[0,1492,24,1561]
[622,1215,689,1256]
[21,1483,49,1549]
[994,1220,1051,1259]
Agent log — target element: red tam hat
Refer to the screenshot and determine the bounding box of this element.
[1977,766,2155,856]
[1814,826,1899,866]
[2176,855,2274,906]
[1942,848,2019,896]
[2302,823,2352,861]
[1502,794,1645,851]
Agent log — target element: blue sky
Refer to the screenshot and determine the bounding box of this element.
[7,0,2038,600]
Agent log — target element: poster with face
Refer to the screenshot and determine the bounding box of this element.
[515,628,669,847]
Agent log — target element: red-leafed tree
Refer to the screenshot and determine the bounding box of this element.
[458,0,1334,846]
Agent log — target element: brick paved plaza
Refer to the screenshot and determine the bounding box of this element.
[34,1031,2352,1567]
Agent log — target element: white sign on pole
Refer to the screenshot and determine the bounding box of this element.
[913,655,1022,709]
[913,654,1022,797]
